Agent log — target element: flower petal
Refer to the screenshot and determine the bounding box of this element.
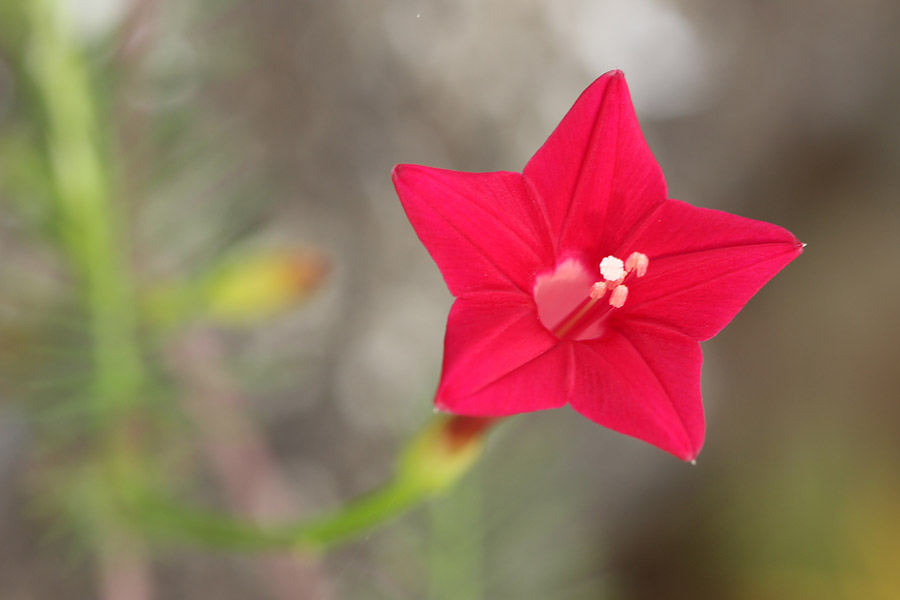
[620,200,804,341]
[569,320,705,461]
[523,70,667,261]
[436,293,566,416]
[393,165,554,296]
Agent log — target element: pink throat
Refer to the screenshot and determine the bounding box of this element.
[533,253,648,341]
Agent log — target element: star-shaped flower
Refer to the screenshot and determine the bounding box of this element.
[392,71,802,461]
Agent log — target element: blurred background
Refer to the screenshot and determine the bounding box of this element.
[1,0,898,598]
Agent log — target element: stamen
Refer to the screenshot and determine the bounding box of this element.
[609,285,628,308]
[599,256,626,282]
[535,252,649,340]
[625,252,649,277]
[589,281,607,299]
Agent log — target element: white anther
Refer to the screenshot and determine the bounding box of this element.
[609,284,628,308]
[589,281,607,300]
[599,256,626,282]
[625,252,649,277]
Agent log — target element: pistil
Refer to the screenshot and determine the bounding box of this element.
[552,295,602,339]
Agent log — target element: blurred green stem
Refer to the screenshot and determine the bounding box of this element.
[24,1,150,594]
[27,0,144,420]
[136,416,497,551]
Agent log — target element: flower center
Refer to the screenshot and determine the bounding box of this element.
[533,252,649,341]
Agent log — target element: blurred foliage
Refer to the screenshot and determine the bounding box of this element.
[0,0,336,596]
[1,0,900,599]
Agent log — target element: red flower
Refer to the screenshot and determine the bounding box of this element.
[392,71,802,461]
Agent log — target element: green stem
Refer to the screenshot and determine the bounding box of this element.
[23,1,150,587]
[299,477,426,547]
[134,416,497,552]
[138,476,425,551]
[26,0,144,420]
